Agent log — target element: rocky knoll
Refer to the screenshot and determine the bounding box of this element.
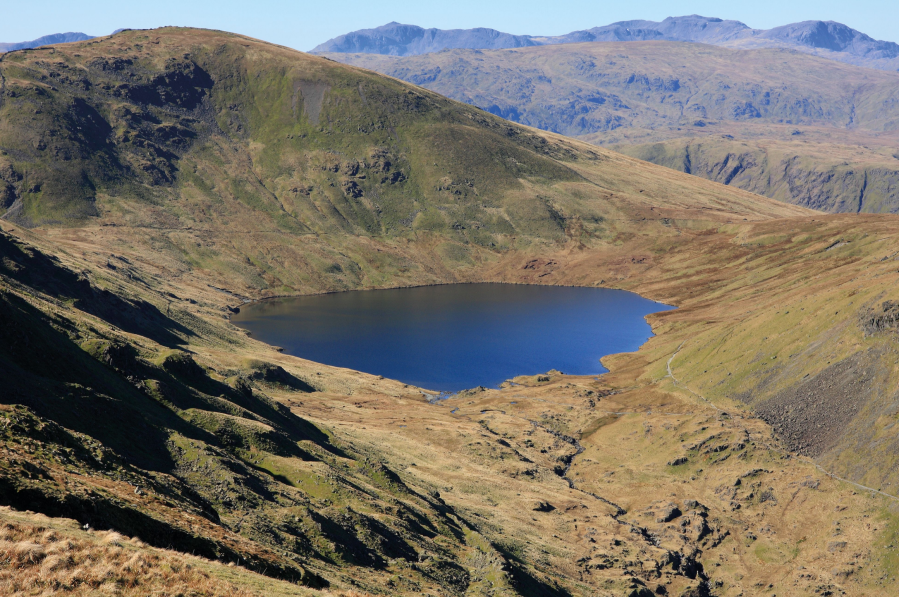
[862,300,899,335]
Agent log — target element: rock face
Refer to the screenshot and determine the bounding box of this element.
[0,32,94,53]
[532,500,556,512]
[315,15,899,71]
[617,139,899,213]
[246,362,315,392]
[656,504,682,523]
[861,301,899,335]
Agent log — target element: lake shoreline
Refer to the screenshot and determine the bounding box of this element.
[231,283,675,393]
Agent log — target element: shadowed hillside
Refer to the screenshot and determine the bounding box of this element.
[4,27,899,596]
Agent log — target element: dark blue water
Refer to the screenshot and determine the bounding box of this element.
[231,284,673,392]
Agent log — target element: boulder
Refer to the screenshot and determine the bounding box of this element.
[532,500,556,512]
[656,504,682,523]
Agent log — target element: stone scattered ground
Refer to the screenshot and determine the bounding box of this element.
[6,210,899,594]
[2,27,899,596]
[754,348,888,457]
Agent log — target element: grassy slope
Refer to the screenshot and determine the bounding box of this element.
[323,42,899,213]
[0,507,338,596]
[2,28,899,596]
[488,209,899,497]
[0,29,803,298]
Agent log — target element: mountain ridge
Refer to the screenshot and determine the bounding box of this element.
[3,26,899,596]
[313,15,899,72]
[322,41,899,212]
[0,32,95,53]
[311,21,538,56]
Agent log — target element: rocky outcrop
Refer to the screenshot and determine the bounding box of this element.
[618,139,899,213]
[861,300,899,335]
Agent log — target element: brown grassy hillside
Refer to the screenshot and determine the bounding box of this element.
[2,27,899,596]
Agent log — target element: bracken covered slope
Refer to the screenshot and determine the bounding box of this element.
[3,27,899,597]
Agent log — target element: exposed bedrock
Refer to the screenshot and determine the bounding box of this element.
[619,139,899,213]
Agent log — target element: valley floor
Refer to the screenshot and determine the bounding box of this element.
[4,209,899,596]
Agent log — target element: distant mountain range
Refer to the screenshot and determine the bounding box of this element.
[324,41,899,213]
[313,15,899,71]
[323,42,899,138]
[0,32,95,53]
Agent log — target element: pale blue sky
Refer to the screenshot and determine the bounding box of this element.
[2,0,897,51]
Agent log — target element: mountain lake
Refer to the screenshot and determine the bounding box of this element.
[231,284,674,393]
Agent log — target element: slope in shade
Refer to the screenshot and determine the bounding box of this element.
[3,25,891,597]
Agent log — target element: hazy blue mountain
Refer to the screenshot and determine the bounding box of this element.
[543,16,751,45]
[311,22,537,56]
[314,15,899,71]
[0,32,94,52]
[756,20,899,58]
